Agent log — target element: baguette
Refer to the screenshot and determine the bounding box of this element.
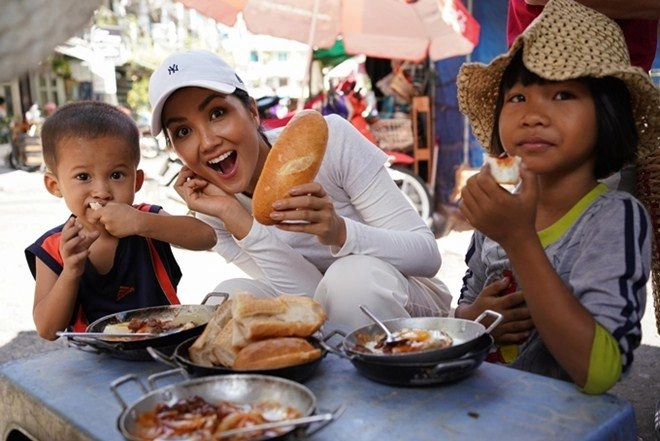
[231,293,327,347]
[252,109,328,225]
[188,298,233,366]
[233,337,322,371]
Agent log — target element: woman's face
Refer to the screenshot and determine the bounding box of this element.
[161,87,268,195]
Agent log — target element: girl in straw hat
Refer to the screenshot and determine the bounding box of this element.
[454,0,658,394]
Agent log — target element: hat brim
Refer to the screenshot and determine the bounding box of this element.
[457,42,660,161]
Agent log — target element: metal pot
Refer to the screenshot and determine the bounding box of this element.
[147,335,326,383]
[110,369,323,441]
[64,292,227,361]
[323,332,494,386]
[340,310,502,364]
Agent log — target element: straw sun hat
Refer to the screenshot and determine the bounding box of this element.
[457,0,659,161]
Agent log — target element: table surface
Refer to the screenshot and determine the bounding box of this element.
[0,345,637,441]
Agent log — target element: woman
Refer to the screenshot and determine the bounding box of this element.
[148,50,451,329]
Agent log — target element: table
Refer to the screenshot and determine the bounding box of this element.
[0,347,636,441]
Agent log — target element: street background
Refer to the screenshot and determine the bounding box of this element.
[0,148,658,440]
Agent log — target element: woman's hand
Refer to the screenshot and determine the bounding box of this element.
[269,182,346,247]
[174,166,233,214]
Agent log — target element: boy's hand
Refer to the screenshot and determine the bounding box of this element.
[59,216,98,277]
[89,202,140,238]
[472,277,534,344]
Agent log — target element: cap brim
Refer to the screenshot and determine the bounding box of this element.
[151,79,238,135]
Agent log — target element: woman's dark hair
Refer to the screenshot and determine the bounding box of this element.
[41,100,140,172]
[491,50,638,179]
[233,89,270,145]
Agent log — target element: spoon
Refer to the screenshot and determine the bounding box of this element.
[359,304,407,346]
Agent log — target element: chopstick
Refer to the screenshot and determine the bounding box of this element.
[218,412,334,439]
[56,331,157,339]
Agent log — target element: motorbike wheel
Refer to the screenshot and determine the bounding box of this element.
[387,165,433,224]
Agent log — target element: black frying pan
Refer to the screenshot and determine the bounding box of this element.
[341,310,502,364]
[148,335,326,383]
[65,293,227,361]
[324,333,494,386]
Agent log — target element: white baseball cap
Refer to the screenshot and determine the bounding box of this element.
[148,50,248,135]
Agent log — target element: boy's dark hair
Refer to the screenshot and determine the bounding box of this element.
[491,50,638,180]
[41,100,140,172]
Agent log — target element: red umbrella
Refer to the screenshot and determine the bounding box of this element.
[176,0,479,62]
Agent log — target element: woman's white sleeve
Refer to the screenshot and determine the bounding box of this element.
[200,214,323,296]
[334,166,442,277]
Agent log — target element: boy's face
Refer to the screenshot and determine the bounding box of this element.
[44,135,144,226]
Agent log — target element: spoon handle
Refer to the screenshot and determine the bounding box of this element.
[359,305,393,335]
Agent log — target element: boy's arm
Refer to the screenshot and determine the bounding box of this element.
[91,204,217,250]
[32,217,98,340]
[33,259,80,340]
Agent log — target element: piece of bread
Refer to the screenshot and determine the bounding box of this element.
[233,337,322,371]
[231,293,327,347]
[252,110,328,225]
[209,318,241,367]
[188,298,233,366]
[484,154,521,185]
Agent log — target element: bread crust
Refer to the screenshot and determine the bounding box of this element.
[188,292,327,369]
[484,154,521,185]
[252,110,329,225]
[231,293,327,347]
[233,337,322,370]
[188,298,233,366]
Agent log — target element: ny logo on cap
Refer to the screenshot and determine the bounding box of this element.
[168,64,179,75]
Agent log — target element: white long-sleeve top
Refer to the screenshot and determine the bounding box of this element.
[198,114,442,297]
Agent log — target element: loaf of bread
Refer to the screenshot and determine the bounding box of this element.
[188,292,327,369]
[188,298,233,366]
[231,292,327,347]
[252,110,328,225]
[233,337,322,371]
[484,154,521,185]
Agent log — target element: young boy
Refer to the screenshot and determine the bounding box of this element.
[25,101,217,340]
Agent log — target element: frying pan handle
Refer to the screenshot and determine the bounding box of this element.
[147,367,189,391]
[300,404,346,439]
[475,310,503,334]
[109,374,149,410]
[201,291,229,305]
[429,358,477,376]
[65,338,102,354]
[319,330,353,360]
[146,346,178,368]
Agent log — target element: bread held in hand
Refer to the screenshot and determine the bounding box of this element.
[252,109,328,225]
[484,153,521,185]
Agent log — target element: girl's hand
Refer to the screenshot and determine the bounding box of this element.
[59,216,99,277]
[269,182,346,247]
[459,161,538,248]
[469,277,534,344]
